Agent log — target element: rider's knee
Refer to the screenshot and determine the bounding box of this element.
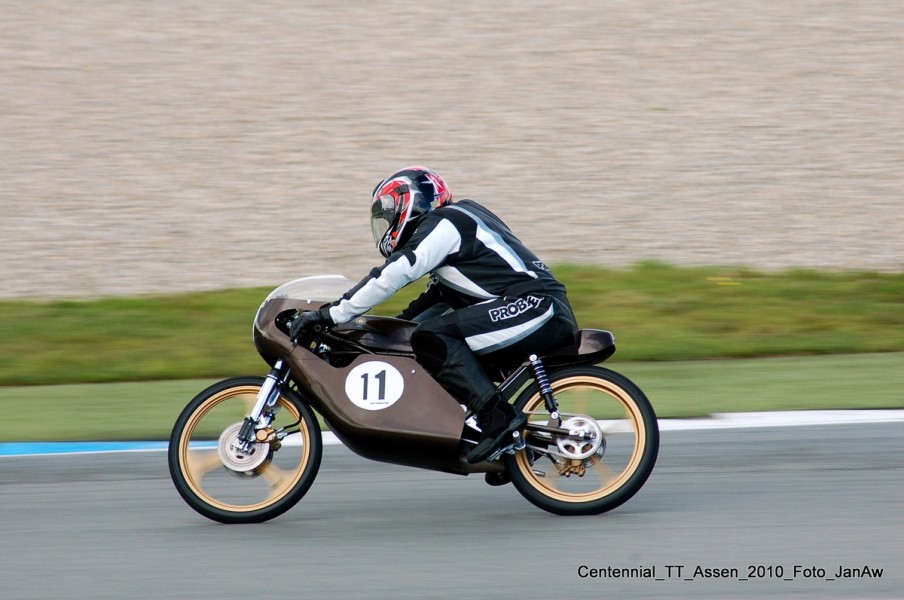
[411,329,447,371]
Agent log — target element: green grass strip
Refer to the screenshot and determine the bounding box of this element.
[1,353,901,442]
[2,262,903,386]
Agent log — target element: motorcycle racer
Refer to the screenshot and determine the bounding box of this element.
[290,166,578,463]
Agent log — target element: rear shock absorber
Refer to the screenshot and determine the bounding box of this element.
[529,354,560,425]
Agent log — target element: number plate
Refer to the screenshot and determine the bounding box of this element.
[344,361,405,411]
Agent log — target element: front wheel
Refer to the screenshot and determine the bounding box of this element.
[504,366,658,515]
[168,376,322,523]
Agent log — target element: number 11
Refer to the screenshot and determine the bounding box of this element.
[360,370,387,401]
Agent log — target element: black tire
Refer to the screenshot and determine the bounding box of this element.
[168,376,322,523]
[503,366,658,515]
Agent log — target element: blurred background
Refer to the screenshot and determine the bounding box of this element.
[1,0,902,300]
[2,8,901,597]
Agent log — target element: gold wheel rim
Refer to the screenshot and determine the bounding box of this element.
[177,385,310,513]
[514,375,647,503]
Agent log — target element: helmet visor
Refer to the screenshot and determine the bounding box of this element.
[370,194,395,249]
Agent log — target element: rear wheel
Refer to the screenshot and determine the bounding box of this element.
[504,366,658,515]
[168,376,322,523]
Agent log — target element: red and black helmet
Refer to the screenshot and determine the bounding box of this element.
[370,166,453,258]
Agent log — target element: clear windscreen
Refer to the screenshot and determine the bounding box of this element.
[261,275,355,304]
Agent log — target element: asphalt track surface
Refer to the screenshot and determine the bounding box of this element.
[1,423,901,600]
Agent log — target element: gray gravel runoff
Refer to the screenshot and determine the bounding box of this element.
[2,1,902,299]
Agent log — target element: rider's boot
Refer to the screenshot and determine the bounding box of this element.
[466,393,527,464]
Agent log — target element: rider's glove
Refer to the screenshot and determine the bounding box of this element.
[288,307,333,341]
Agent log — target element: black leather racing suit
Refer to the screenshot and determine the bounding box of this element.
[325,200,578,411]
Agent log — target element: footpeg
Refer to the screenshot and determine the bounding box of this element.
[513,430,526,451]
[486,431,525,462]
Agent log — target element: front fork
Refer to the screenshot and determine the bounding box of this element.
[237,359,291,452]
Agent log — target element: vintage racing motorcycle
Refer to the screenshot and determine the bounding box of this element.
[168,276,659,523]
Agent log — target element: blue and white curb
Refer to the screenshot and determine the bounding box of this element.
[657,409,904,431]
[2,410,902,457]
[0,440,172,457]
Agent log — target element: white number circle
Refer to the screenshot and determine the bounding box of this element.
[344,361,405,411]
